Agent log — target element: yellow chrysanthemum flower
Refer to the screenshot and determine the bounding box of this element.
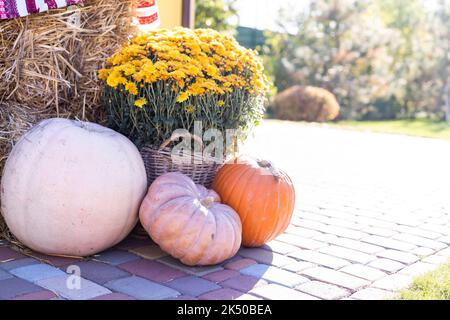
[177,92,189,103]
[134,98,147,108]
[99,27,269,98]
[125,82,138,95]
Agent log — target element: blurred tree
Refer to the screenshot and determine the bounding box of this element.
[265,0,449,120]
[433,0,450,121]
[268,0,400,119]
[375,0,437,117]
[195,0,238,32]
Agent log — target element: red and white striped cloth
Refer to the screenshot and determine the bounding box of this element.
[0,0,83,19]
[134,0,160,30]
[1,0,161,31]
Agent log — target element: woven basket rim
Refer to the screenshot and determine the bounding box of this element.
[140,144,225,166]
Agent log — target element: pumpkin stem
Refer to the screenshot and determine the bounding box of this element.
[201,196,216,208]
[257,159,282,180]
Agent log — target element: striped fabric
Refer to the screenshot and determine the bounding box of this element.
[0,0,83,19]
[135,0,160,30]
[1,0,161,31]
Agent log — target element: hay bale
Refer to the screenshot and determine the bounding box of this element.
[272,85,340,122]
[0,0,137,242]
[0,0,135,119]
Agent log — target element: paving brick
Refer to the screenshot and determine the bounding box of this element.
[158,256,223,276]
[119,259,186,282]
[339,264,387,281]
[0,258,40,271]
[10,263,66,282]
[0,247,25,262]
[250,283,319,300]
[224,258,257,271]
[367,258,405,273]
[37,275,111,300]
[234,294,263,300]
[240,264,309,288]
[325,217,364,230]
[398,262,437,276]
[436,247,450,257]
[437,236,450,245]
[314,234,384,254]
[316,225,368,240]
[262,240,299,254]
[30,253,81,267]
[318,245,376,264]
[0,278,44,299]
[393,225,442,240]
[293,219,327,231]
[105,276,180,300]
[419,223,449,235]
[198,288,254,300]
[69,261,130,284]
[219,255,242,267]
[377,214,421,227]
[166,276,221,296]
[93,250,140,266]
[300,267,369,290]
[168,295,198,300]
[285,225,325,238]
[202,270,239,283]
[92,293,135,300]
[296,281,350,300]
[282,261,315,273]
[392,234,447,250]
[411,247,435,257]
[376,250,419,264]
[288,249,350,269]
[116,237,155,250]
[360,235,416,251]
[14,290,56,300]
[421,254,449,265]
[221,274,268,292]
[371,274,413,291]
[130,245,168,260]
[351,288,394,300]
[349,216,397,229]
[362,227,398,237]
[238,248,296,267]
[276,233,326,250]
[0,269,13,281]
[294,210,330,222]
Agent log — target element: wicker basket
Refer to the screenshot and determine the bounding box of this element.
[140,145,223,189]
[132,133,225,238]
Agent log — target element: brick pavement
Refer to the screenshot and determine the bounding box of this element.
[0,121,449,300]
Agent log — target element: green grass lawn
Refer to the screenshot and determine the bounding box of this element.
[327,119,450,140]
[398,262,450,300]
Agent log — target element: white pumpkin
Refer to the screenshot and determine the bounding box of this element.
[1,118,147,256]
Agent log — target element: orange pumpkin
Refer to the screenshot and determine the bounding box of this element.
[212,156,295,247]
[139,172,242,266]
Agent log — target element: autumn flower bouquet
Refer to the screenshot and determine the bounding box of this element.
[99,27,269,151]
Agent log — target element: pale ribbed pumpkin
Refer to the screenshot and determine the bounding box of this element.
[1,118,147,256]
[212,156,295,247]
[139,172,242,266]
